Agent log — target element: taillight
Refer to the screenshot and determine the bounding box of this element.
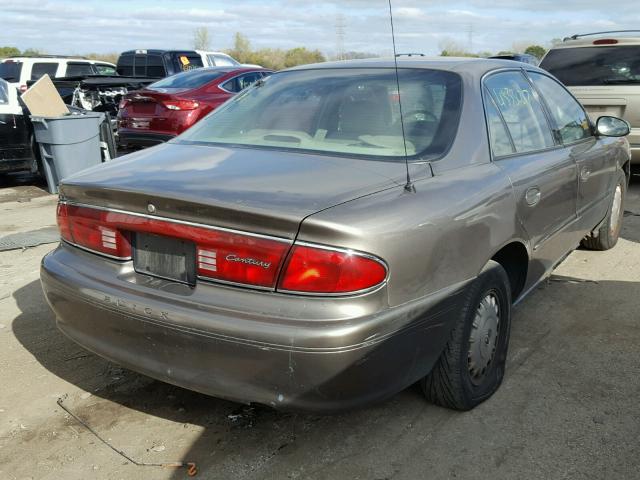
[118,98,130,109]
[56,203,288,287]
[19,84,28,93]
[593,39,618,45]
[56,203,388,294]
[57,204,132,259]
[162,99,199,111]
[278,244,387,294]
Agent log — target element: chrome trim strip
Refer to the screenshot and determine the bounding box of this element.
[61,239,132,261]
[197,275,274,292]
[61,201,292,243]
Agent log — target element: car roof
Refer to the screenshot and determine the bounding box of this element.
[285,56,542,76]
[119,49,199,55]
[3,56,89,62]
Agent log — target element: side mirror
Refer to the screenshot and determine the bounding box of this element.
[596,116,630,137]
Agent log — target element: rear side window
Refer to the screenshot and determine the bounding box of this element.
[484,71,555,154]
[0,62,22,82]
[65,62,96,77]
[540,46,640,86]
[30,62,58,81]
[149,69,225,89]
[117,54,134,76]
[528,72,592,144]
[222,72,263,93]
[208,54,236,67]
[484,90,515,157]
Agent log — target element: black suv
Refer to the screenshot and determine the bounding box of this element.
[116,50,204,79]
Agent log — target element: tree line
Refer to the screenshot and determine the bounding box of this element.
[0,32,550,71]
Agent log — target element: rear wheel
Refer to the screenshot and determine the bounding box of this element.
[421,260,512,410]
[581,171,626,251]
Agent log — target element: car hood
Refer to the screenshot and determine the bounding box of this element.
[60,142,408,238]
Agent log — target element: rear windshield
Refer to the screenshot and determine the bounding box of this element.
[149,69,226,90]
[169,53,204,73]
[177,68,463,160]
[0,61,22,82]
[541,45,640,86]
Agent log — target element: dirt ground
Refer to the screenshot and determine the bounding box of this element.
[0,171,639,480]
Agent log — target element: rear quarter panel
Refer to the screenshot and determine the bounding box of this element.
[298,162,524,306]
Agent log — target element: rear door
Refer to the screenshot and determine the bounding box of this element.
[483,70,579,282]
[527,71,614,230]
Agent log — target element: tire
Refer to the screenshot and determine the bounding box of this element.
[421,260,512,411]
[581,171,627,251]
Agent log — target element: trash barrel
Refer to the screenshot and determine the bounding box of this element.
[31,112,105,194]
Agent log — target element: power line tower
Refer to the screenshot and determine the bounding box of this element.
[466,23,474,53]
[336,13,346,60]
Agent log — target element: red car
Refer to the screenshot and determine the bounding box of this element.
[117,67,272,148]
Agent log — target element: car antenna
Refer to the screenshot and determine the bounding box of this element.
[388,0,413,192]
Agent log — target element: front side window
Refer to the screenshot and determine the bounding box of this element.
[30,62,58,81]
[484,71,555,154]
[484,89,515,157]
[178,68,463,160]
[528,72,592,144]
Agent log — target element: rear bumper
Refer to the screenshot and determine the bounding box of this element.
[117,130,175,148]
[40,243,465,412]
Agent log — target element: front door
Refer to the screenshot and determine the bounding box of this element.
[483,71,579,285]
[527,71,615,230]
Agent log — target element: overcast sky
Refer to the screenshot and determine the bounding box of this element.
[2,0,639,56]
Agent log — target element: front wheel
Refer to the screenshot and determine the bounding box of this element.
[581,171,626,251]
[421,260,512,410]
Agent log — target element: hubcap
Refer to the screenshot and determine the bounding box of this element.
[609,184,623,235]
[468,292,500,385]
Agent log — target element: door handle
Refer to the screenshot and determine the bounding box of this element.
[580,167,591,182]
[525,187,541,206]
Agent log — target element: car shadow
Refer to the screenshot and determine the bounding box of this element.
[11,278,433,479]
[12,268,640,479]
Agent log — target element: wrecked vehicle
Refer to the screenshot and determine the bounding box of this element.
[41,58,630,412]
[0,79,38,175]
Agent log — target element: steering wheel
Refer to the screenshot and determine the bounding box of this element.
[402,110,437,124]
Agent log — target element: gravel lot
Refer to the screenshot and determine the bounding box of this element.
[0,172,639,480]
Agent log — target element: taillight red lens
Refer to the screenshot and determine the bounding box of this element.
[56,203,288,287]
[278,245,387,294]
[593,39,618,45]
[57,204,132,259]
[162,99,200,111]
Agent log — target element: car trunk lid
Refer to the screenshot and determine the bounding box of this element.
[59,142,408,240]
